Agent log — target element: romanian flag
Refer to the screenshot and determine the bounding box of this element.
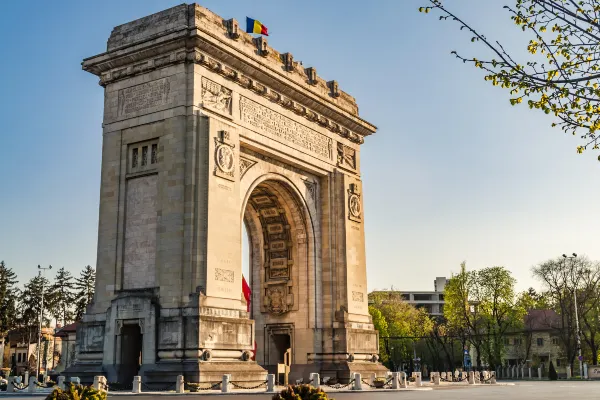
[246,17,268,36]
[242,275,257,360]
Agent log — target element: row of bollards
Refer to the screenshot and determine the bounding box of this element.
[5,375,81,393]
[5,372,427,394]
[430,371,497,385]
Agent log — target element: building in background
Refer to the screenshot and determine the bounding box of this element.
[368,277,448,316]
[2,327,55,376]
[53,323,78,374]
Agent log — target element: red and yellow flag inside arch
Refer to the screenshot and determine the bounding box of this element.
[246,17,268,36]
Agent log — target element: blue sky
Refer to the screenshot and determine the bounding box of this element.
[1,0,599,293]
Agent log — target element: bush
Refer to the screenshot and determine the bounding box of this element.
[549,361,558,381]
[272,384,332,400]
[45,384,106,400]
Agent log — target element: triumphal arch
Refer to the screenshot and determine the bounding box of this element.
[68,3,386,384]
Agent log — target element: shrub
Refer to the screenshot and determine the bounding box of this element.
[549,361,558,381]
[45,384,106,400]
[272,384,333,400]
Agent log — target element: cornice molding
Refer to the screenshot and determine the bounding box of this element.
[86,43,368,144]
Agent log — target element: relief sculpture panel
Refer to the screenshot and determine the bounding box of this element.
[118,78,170,117]
[240,96,332,160]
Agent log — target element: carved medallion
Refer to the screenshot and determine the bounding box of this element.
[349,194,361,218]
[216,145,234,174]
[347,183,362,222]
[213,131,235,181]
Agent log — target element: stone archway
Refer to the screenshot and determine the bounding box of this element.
[241,176,315,379]
[72,3,387,385]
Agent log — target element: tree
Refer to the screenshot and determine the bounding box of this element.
[73,266,95,321]
[19,275,53,329]
[532,255,600,371]
[444,262,486,368]
[48,267,75,327]
[420,0,600,158]
[477,267,526,368]
[0,261,19,338]
[369,292,434,371]
[444,263,525,368]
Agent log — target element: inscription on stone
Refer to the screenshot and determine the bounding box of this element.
[240,96,332,159]
[215,268,234,283]
[118,78,170,117]
[352,291,364,302]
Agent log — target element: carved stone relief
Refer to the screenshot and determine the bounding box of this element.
[265,285,288,315]
[239,156,257,178]
[214,130,235,181]
[352,291,364,302]
[247,185,297,315]
[215,268,234,283]
[337,142,356,171]
[240,96,332,160]
[201,77,232,114]
[348,183,362,223]
[118,78,170,117]
[303,180,317,202]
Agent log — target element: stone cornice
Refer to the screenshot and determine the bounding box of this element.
[84,42,367,144]
[82,4,376,141]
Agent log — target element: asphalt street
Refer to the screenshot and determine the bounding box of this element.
[3,381,599,400]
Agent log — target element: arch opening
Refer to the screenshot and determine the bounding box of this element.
[241,178,313,374]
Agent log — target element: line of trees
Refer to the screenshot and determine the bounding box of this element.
[0,261,96,340]
[369,255,600,373]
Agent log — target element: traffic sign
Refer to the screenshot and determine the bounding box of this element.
[464,349,469,355]
[579,355,584,361]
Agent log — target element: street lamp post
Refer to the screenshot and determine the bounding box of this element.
[563,253,583,379]
[36,265,51,380]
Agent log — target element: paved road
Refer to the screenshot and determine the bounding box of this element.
[4,381,600,399]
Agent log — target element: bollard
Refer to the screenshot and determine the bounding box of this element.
[462,371,468,381]
[584,363,589,379]
[491,371,497,384]
[57,376,65,390]
[566,366,571,379]
[70,377,81,385]
[310,373,320,387]
[222,374,231,393]
[413,372,422,387]
[133,376,141,393]
[468,371,475,385]
[440,372,446,381]
[521,367,525,379]
[399,372,407,388]
[392,372,400,389]
[433,372,440,386]
[93,376,102,391]
[7,377,15,393]
[28,377,37,393]
[353,373,362,390]
[369,373,375,387]
[447,371,452,382]
[24,372,29,385]
[267,374,275,392]
[528,367,532,379]
[538,367,542,380]
[176,375,184,394]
